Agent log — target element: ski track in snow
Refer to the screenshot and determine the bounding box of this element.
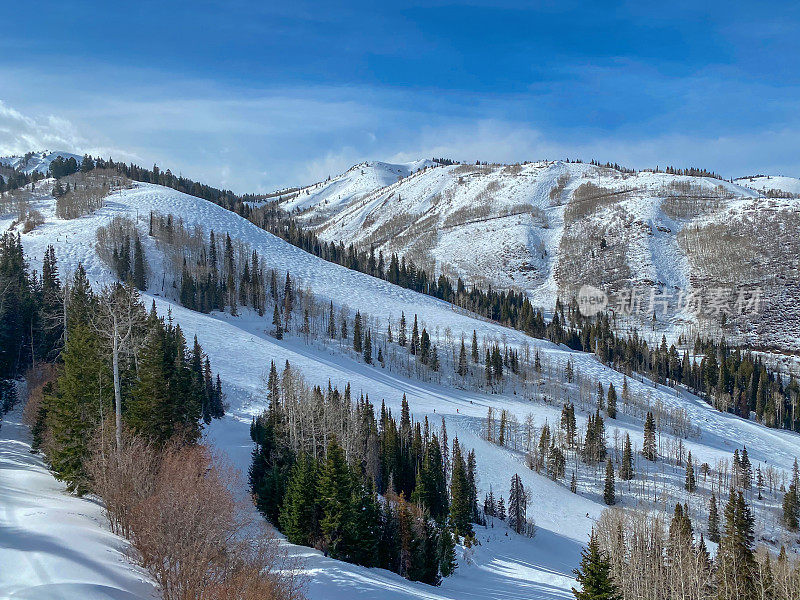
[3,180,800,599]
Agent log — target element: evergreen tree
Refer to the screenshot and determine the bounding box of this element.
[457,339,467,376]
[606,382,617,419]
[272,303,283,339]
[327,301,336,339]
[353,311,363,353]
[708,493,721,543]
[438,523,457,577]
[643,411,657,461]
[603,458,615,505]
[280,453,320,546]
[471,330,478,362]
[363,328,372,364]
[619,433,634,481]
[716,490,757,600]
[782,481,798,531]
[508,473,528,534]
[319,438,354,559]
[132,235,146,290]
[398,313,407,347]
[685,450,697,492]
[449,439,472,537]
[572,531,621,600]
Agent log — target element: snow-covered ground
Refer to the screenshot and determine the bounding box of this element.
[0,400,157,600]
[3,179,800,599]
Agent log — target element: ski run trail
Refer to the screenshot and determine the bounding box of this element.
[2,180,799,600]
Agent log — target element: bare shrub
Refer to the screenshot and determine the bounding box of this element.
[98,442,307,600]
[87,434,161,538]
[22,209,44,233]
[129,445,236,599]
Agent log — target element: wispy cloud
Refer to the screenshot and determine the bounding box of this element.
[0,100,85,157]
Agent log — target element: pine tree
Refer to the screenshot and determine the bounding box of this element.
[603,458,615,505]
[411,315,419,355]
[327,301,336,339]
[471,330,478,362]
[572,531,621,600]
[782,481,798,531]
[398,313,407,347]
[438,523,457,577]
[319,438,353,559]
[363,328,372,364]
[708,493,721,543]
[280,453,320,546]
[685,451,697,492]
[619,433,634,481]
[508,473,528,534]
[449,439,472,537]
[353,311,362,353]
[740,446,752,490]
[272,303,283,339]
[606,382,617,419]
[283,271,294,326]
[716,490,757,600]
[45,293,110,493]
[457,339,467,376]
[643,411,657,461]
[132,235,146,290]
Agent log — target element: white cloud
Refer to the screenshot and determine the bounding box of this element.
[0,100,85,156]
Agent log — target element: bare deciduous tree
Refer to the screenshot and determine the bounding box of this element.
[92,283,146,450]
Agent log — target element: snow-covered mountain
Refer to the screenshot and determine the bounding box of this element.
[3,176,800,599]
[0,150,82,174]
[280,159,438,212]
[735,174,800,196]
[283,160,800,350]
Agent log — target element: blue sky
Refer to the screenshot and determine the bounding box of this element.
[1,0,799,192]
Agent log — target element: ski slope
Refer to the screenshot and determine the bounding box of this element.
[3,180,800,599]
[0,400,157,600]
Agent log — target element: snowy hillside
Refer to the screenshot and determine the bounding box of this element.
[735,175,800,196]
[279,159,438,213]
[282,160,800,351]
[0,150,83,175]
[3,178,800,599]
